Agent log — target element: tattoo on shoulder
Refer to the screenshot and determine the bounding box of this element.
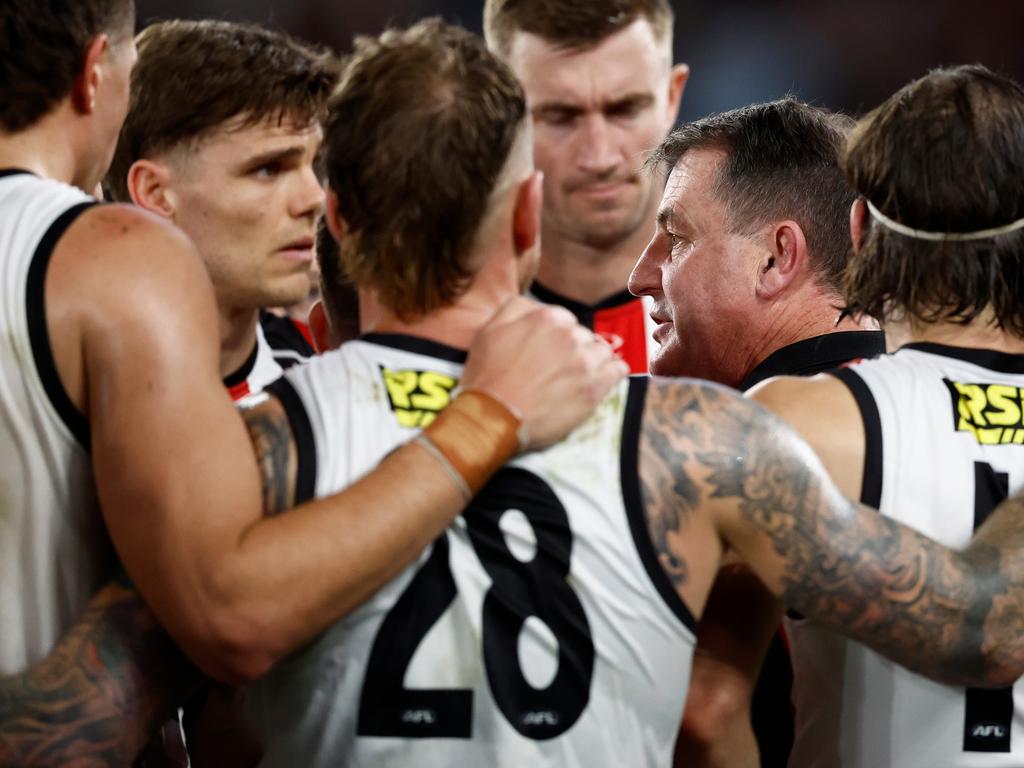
[241,397,298,515]
[638,376,1020,684]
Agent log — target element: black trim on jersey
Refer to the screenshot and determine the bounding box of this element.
[740,331,886,391]
[222,341,259,388]
[900,341,1024,374]
[259,310,314,370]
[530,281,639,329]
[265,377,317,505]
[829,367,883,508]
[360,333,467,364]
[0,169,33,179]
[25,200,97,449]
[620,375,699,635]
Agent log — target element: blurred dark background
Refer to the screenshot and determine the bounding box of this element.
[134,0,1024,121]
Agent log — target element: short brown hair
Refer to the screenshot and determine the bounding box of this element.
[842,65,1024,336]
[106,19,337,202]
[651,98,856,293]
[323,18,527,321]
[0,0,134,132]
[483,0,673,58]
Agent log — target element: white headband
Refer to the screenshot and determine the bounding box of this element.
[865,198,1024,242]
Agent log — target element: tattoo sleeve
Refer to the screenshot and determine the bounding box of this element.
[639,377,1024,687]
[0,581,201,767]
[240,396,298,516]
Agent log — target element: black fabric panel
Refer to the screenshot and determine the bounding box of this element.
[25,201,97,449]
[829,367,884,508]
[620,375,699,634]
[266,377,317,505]
[360,333,467,364]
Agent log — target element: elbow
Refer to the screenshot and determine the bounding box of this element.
[677,678,754,758]
[174,590,293,685]
[185,611,284,685]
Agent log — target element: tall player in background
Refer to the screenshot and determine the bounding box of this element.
[483,0,687,372]
[0,2,626,763]
[665,64,1024,767]
[238,21,1024,766]
[106,20,335,400]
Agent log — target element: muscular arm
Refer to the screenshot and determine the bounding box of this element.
[674,374,865,766]
[53,208,623,683]
[0,582,199,767]
[639,377,1024,688]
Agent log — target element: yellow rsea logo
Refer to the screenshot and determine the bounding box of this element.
[380,367,458,428]
[946,378,1024,445]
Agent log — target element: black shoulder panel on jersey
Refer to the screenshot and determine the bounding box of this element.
[829,367,884,508]
[26,200,97,450]
[266,377,318,505]
[620,375,700,635]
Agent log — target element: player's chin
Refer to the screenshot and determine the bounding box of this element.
[261,275,313,310]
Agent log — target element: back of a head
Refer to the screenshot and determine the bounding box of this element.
[653,98,856,292]
[483,0,673,57]
[0,0,134,133]
[323,18,527,322]
[106,19,337,202]
[843,64,1024,335]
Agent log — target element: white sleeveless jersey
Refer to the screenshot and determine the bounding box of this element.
[224,323,283,402]
[787,343,1024,767]
[245,333,696,767]
[0,171,111,674]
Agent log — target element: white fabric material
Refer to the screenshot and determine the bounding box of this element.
[245,339,695,767]
[787,345,1024,767]
[0,173,109,674]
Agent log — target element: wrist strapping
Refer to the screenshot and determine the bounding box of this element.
[419,389,522,500]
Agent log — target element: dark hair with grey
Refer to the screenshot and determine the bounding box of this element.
[650,98,855,294]
[0,0,134,132]
[842,64,1024,335]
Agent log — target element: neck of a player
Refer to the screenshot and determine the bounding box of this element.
[742,283,879,381]
[886,312,1024,355]
[367,249,522,353]
[219,302,261,379]
[534,220,651,306]
[0,108,93,189]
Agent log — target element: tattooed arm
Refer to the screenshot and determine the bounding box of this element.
[0,582,200,767]
[239,395,299,516]
[639,377,1024,687]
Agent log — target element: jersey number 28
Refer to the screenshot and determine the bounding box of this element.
[356,467,595,741]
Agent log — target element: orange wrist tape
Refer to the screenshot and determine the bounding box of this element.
[421,389,522,498]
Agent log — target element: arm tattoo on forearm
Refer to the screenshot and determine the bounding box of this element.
[241,399,298,516]
[639,377,1024,686]
[0,582,201,767]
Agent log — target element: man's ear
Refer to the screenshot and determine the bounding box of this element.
[665,63,690,127]
[512,171,542,255]
[126,159,176,217]
[325,190,348,243]
[756,220,807,299]
[850,197,868,253]
[71,34,110,115]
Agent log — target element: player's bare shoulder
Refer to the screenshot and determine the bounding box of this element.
[748,372,865,498]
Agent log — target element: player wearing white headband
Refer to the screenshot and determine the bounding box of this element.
[678,63,1024,768]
